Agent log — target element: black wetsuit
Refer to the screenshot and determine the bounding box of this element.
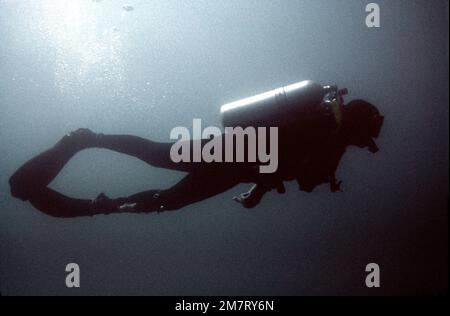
[9,103,346,218]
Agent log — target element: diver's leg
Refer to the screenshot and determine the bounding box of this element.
[117,166,243,213]
[95,134,198,172]
[27,188,94,218]
[25,166,241,217]
[22,164,251,217]
[27,188,127,218]
[9,129,193,202]
[9,129,98,201]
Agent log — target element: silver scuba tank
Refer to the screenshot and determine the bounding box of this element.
[220,80,330,129]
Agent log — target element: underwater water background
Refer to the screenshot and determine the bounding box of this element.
[0,0,448,295]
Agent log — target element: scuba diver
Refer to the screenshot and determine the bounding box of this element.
[9,81,384,218]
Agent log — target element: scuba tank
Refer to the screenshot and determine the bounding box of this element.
[220,80,347,129]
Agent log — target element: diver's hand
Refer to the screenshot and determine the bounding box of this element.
[329,175,343,192]
[330,180,343,192]
[233,191,258,209]
[233,179,286,209]
[233,184,268,209]
[233,193,261,209]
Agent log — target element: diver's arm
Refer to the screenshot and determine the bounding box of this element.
[326,145,346,192]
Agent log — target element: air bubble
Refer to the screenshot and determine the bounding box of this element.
[123,4,134,12]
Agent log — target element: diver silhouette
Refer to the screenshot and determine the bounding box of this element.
[9,81,384,218]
